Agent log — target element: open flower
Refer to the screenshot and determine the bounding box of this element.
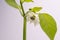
[26,11,39,25]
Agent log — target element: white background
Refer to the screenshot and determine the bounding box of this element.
[0,0,60,40]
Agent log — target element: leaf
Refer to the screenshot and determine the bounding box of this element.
[29,7,42,13]
[20,0,24,3]
[5,0,19,9]
[38,13,57,40]
[20,0,33,3]
[24,0,33,2]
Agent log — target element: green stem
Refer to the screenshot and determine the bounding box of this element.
[20,1,25,17]
[23,17,27,40]
[20,1,27,40]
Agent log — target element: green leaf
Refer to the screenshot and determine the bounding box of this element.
[20,0,33,3]
[20,0,24,3]
[24,0,33,2]
[38,13,57,40]
[29,7,42,13]
[5,0,19,9]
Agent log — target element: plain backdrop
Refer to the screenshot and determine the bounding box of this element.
[0,0,60,40]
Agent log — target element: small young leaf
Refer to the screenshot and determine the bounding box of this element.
[29,7,42,13]
[24,0,33,2]
[20,0,33,3]
[5,0,19,9]
[38,13,57,40]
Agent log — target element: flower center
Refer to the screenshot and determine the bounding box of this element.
[30,15,35,20]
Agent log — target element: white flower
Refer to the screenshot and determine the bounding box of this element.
[26,11,39,26]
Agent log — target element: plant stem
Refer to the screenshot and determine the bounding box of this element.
[20,1,27,40]
[23,17,27,40]
[20,1,25,17]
